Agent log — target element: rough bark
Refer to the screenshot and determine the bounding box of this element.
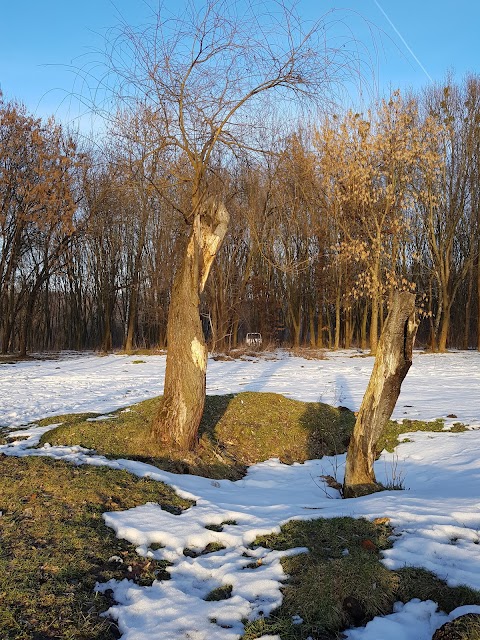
[152,198,229,450]
[343,291,418,498]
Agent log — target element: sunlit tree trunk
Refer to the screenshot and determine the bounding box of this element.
[463,260,474,349]
[343,291,418,497]
[152,198,229,449]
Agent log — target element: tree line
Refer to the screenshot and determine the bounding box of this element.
[1,76,480,357]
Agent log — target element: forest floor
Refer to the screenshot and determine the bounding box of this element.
[1,349,480,639]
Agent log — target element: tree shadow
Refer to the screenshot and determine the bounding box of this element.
[300,402,355,461]
[333,374,356,411]
[133,394,248,480]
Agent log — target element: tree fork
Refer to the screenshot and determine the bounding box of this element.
[343,290,418,498]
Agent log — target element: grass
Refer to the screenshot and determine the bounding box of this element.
[0,455,191,640]
[37,391,467,479]
[38,392,356,478]
[205,584,233,601]
[432,613,480,639]
[242,518,480,640]
[4,392,478,638]
[379,418,467,453]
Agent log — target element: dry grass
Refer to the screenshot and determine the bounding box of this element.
[4,391,478,639]
[38,392,356,477]
[242,518,480,640]
[0,455,190,639]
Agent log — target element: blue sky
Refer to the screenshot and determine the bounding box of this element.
[1,1,479,125]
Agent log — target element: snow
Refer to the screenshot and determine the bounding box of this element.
[2,349,480,639]
[2,349,480,428]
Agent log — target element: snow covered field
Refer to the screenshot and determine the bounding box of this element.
[2,349,480,640]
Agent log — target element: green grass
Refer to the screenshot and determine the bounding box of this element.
[0,455,190,640]
[38,392,356,478]
[37,391,466,479]
[3,392,477,639]
[379,418,467,453]
[242,518,480,640]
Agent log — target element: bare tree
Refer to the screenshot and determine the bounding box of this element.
[0,97,78,354]
[89,0,361,449]
[415,78,480,351]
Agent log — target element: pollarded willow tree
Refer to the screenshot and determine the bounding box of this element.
[89,0,366,449]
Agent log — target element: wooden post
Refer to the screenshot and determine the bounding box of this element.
[343,291,418,498]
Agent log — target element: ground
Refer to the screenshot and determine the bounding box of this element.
[1,349,480,640]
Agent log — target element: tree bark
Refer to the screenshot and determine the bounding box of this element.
[309,305,316,348]
[370,294,379,355]
[360,302,368,351]
[477,254,480,351]
[343,291,418,498]
[152,198,229,450]
[463,259,474,350]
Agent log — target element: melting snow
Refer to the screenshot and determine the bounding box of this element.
[2,349,480,639]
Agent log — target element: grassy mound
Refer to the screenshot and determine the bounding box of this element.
[38,393,356,479]
[36,391,465,480]
[0,455,190,640]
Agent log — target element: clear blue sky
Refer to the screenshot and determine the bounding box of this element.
[1,0,479,126]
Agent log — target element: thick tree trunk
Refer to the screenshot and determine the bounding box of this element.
[152,198,229,450]
[438,300,451,352]
[343,291,418,498]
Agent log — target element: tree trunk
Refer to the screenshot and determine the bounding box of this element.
[101,309,113,353]
[438,299,451,352]
[309,306,316,348]
[477,255,480,351]
[124,282,139,353]
[370,293,379,355]
[316,313,324,349]
[334,289,341,350]
[124,208,148,354]
[291,309,301,348]
[360,302,368,351]
[343,291,418,498]
[152,198,229,450]
[345,307,353,348]
[463,260,474,349]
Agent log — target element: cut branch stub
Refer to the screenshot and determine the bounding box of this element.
[343,290,419,498]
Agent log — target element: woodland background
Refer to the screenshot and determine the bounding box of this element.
[2,75,480,357]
